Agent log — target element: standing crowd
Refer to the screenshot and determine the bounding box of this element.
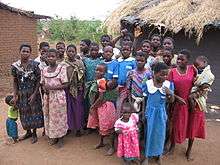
[5,29,215,165]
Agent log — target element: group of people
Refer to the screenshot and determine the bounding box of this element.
[5,30,215,165]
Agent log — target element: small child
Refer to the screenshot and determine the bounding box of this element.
[5,95,19,144]
[87,63,117,155]
[150,34,162,55]
[114,101,140,165]
[35,42,49,70]
[142,62,174,165]
[186,56,215,160]
[127,51,152,112]
[103,45,118,85]
[117,42,136,116]
[141,40,155,70]
[162,49,176,68]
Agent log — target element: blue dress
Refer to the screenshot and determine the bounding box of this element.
[143,79,174,157]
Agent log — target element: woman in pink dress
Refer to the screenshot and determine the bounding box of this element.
[41,49,69,148]
[168,49,197,160]
[114,102,140,165]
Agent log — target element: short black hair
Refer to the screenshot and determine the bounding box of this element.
[121,41,133,49]
[19,44,32,52]
[163,37,174,44]
[97,63,107,72]
[152,62,169,74]
[101,34,111,41]
[136,50,147,59]
[122,101,135,113]
[197,55,209,64]
[39,42,49,50]
[48,48,57,54]
[56,41,65,47]
[151,34,162,41]
[81,39,91,47]
[67,44,77,51]
[122,32,134,42]
[90,42,99,48]
[179,49,191,59]
[5,95,13,106]
[141,40,152,47]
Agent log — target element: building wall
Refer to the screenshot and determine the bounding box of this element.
[174,29,220,104]
[0,9,38,96]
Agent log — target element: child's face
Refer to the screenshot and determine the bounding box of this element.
[56,44,65,57]
[101,37,111,47]
[67,47,77,60]
[163,51,173,65]
[90,46,99,58]
[95,65,106,79]
[47,52,57,66]
[80,41,89,53]
[121,106,132,120]
[142,42,152,54]
[194,58,206,69]
[103,46,113,61]
[177,54,188,68]
[151,36,161,48]
[40,46,49,61]
[136,55,146,69]
[163,39,174,50]
[121,45,131,59]
[20,46,31,60]
[154,69,169,83]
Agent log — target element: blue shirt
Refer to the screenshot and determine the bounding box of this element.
[104,60,119,81]
[117,57,136,86]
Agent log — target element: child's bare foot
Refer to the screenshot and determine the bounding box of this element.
[105,147,115,156]
[56,138,64,148]
[156,156,162,165]
[167,144,175,155]
[19,131,32,141]
[95,142,105,149]
[186,151,194,161]
[42,130,45,136]
[48,138,58,146]
[31,134,38,144]
[141,158,148,165]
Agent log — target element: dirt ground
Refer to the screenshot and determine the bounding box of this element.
[0,98,220,165]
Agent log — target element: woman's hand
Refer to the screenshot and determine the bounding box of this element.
[178,97,187,105]
[13,94,18,105]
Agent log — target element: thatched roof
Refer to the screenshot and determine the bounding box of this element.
[104,0,220,42]
[0,2,51,19]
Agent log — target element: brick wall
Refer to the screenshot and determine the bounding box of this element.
[0,9,38,97]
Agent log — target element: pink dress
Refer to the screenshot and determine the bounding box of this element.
[87,79,117,136]
[114,113,140,158]
[41,65,68,138]
[169,65,196,143]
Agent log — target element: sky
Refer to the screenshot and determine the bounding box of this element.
[1,0,123,20]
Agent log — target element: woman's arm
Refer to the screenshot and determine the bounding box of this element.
[13,77,18,104]
[90,92,104,111]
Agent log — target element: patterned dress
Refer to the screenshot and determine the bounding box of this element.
[114,113,140,159]
[168,65,196,143]
[87,79,117,136]
[41,65,68,138]
[11,60,44,130]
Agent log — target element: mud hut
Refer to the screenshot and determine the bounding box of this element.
[105,0,220,104]
[0,2,51,95]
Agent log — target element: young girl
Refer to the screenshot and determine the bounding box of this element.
[127,51,152,112]
[103,45,118,84]
[162,49,176,68]
[41,49,69,148]
[117,42,136,116]
[162,37,177,65]
[65,44,85,136]
[87,63,117,155]
[56,42,66,63]
[150,34,162,55]
[141,40,155,70]
[114,101,140,165]
[142,62,174,165]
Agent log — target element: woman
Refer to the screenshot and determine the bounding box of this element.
[65,44,85,136]
[168,49,197,160]
[11,44,44,144]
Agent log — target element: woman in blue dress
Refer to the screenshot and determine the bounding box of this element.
[142,62,174,165]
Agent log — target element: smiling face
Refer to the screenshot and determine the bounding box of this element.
[20,46,31,61]
[56,43,65,58]
[163,38,174,50]
[142,42,152,54]
[163,50,173,66]
[40,46,49,61]
[154,69,169,83]
[80,41,89,53]
[103,46,113,61]
[177,54,188,68]
[90,45,99,59]
[67,46,77,61]
[101,36,111,47]
[136,55,146,70]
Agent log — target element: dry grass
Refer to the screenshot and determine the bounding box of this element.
[104,0,220,42]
